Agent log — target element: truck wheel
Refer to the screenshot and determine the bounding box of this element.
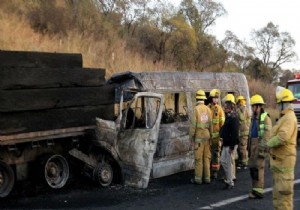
[0,161,15,197]
[43,155,69,189]
[93,162,113,187]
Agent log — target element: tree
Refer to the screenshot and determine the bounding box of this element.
[133,1,183,63]
[246,58,273,82]
[250,22,297,81]
[165,15,198,69]
[193,35,227,71]
[179,0,227,35]
[221,30,254,73]
[177,0,227,71]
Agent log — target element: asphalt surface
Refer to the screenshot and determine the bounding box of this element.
[1,148,300,210]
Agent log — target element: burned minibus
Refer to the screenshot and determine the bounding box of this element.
[92,71,250,189]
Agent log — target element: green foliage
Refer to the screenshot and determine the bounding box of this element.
[179,0,227,34]
[0,0,297,78]
[164,15,197,69]
[245,58,272,82]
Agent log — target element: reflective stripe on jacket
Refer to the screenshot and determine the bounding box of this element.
[209,104,225,138]
[259,112,268,138]
[268,108,297,173]
[251,111,272,144]
[190,102,212,143]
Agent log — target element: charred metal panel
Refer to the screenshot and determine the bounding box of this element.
[122,164,151,188]
[151,121,193,178]
[151,152,194,178]
[95,92,164,188]
[117,129,156,166]
[155,122,190,158]
[117,129,156,188]
[95,118,118,147]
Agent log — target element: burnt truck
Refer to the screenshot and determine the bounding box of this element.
[71,71,251,189]
[0,54,250,197]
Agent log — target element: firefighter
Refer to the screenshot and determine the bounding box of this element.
[190,90,212,184]
[267,88,297,210]
[220,94,239,189]
[248,94,272,199]
[209,89,225,179]
[236,95,251,169]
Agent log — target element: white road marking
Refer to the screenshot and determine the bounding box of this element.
[199,179,300,209]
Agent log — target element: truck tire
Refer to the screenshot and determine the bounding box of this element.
[0,161,15,197]
[42,154,69,189]
[93,162,113,187]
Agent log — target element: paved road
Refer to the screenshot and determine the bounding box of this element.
[1,148,300,210]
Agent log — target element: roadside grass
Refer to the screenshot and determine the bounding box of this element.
[1,9,279,102]
[0,10,173,79]
[248,79,276,108]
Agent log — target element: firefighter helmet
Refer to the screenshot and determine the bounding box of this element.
[236,95,246,103]
[224,94,236,104]
[250,94,265,105]
[209,89,220,98]
[276,88,295,103]
[196,89,207,100]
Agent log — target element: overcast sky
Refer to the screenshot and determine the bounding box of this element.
[170,0,300,70]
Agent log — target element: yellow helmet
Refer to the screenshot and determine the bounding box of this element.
[250,94,265,105]
[224,94,235,104]
[196,89,207,100]
[209,89,220,98]
[276,88,295,103]
[236,95,246,103]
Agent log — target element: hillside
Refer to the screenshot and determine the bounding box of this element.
[0,3,165,78]
[0,0,279,106]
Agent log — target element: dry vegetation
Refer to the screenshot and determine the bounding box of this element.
[0,10,170,78]
[248,78,276,108]
[0,0,278,107]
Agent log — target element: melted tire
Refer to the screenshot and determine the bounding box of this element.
[93,162,113,187]
[0,161,15,198]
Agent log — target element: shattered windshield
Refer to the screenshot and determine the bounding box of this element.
[288,83,300,99]
[122,95,161,130]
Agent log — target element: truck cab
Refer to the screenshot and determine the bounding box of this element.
[287,74,300,132]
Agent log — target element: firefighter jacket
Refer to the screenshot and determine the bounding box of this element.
[220,111,239,150]
[250,110,272,157]
[190,102,212,143]
[267,107,297,173]
[236,105,251,137]
[209,103,225,138]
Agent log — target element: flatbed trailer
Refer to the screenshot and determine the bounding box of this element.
[0,50,115,197]
[0,126,95,197]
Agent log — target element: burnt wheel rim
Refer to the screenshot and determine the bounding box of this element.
[100,168,111,182]
[93,163,113,187]
[44,155,69,189]
[0,161,15,197]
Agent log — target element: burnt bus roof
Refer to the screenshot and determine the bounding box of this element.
[107,71,250,96]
